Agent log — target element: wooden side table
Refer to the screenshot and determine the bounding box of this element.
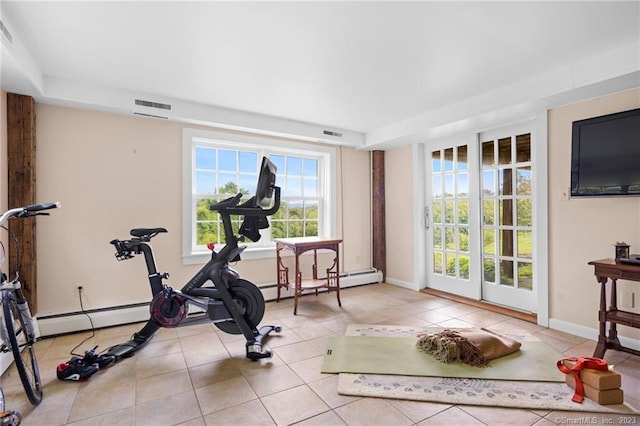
[588,258,640,358]
[275,237,342,315]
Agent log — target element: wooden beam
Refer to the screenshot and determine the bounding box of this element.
[372,150,386,278]
[7,94,38,313]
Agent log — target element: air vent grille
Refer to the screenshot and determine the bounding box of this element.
[323,130,343,138]
[0,20,13,44]
[134,99,171,111]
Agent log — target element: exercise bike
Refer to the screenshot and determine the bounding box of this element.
[104,157,281,361]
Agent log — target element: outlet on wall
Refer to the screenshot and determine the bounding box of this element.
[620,289,636,309]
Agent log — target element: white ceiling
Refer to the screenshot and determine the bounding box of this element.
[1,1,639,148]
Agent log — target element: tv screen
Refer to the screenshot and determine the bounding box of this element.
[570,107,640,197]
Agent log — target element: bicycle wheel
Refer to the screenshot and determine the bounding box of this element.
[2,291,42,405]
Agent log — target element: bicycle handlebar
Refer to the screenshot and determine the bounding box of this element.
[0,201,61,226]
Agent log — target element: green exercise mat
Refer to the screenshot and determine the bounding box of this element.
[321,335,565,382]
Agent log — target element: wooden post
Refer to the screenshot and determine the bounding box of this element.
[372,150,386,279]
[7,94,37,313]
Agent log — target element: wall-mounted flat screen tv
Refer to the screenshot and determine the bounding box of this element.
[570,107,640,197]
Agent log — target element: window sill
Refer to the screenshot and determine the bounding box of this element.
[182,246,277,265]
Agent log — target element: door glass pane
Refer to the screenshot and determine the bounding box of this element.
[433,175,443,198]
[445,227,455,250]
[457,173,469,195]
[445,200,454,224]
[518,262,533,290]
[432,201,442,224]
[516,167,532,195]
[499,200,513,226]
[482,141,494,167]
[498,137,511,165]
[458,200,469,225]
[483,199,495,225]
[458,227,469,252]
[516,134,531,163]
[517,231,532,258]
[445,175,454,197]
[458,145,468,170]
[460,255,470,279]
[444,148,454,171]
[500,260,514,286]
[434,252,443,274]
[517,199,532,226]
[484,258,495,283]
[499,169,513,195]
[433,228,442,249]
[483,170,495,195]
[500,229,514,257]
[432,151,441,172]
[446,253,456,277]
[483,229,495,254]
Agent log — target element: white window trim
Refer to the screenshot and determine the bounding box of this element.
[182,128,336,265]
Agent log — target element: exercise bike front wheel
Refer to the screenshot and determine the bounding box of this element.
[215,279,265,335]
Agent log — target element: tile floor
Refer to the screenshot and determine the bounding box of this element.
[2,283,639,425]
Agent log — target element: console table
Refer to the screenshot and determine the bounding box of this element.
[588,258,640,358]
[275,237,342,315]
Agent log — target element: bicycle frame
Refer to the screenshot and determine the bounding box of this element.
[0,201,60,406]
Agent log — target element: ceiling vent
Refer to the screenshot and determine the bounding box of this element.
[0,20,13,45]
[323,130,343,138]
[134,99,171,111]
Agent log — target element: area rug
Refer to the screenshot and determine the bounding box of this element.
[322,326,565,382]
[328,325,639,414]
[337,373,639,414]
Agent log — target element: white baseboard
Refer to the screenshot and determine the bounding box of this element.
[384,276,419,291]
[36,271,383,337]
[549,318,640,352]
[36,304,150,337]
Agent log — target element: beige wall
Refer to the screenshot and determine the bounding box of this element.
[34,104,372,316]
[384,145,414,284]
[548,88,640,339]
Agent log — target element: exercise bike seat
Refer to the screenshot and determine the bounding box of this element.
[130,228,168,239]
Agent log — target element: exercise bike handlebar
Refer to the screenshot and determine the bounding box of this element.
[210,186,281,217]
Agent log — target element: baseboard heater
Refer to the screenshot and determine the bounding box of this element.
[36,270,382,337]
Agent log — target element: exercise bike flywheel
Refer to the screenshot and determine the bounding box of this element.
[215,279,265,335]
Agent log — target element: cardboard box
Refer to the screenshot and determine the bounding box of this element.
[563,361,621,390]
[566,374,624,405]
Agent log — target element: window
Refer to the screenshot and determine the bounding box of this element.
[182,129,335,264]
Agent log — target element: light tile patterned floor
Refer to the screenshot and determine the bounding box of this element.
[2,283,639,425]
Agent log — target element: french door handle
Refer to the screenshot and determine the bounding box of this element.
[424,206,430,230]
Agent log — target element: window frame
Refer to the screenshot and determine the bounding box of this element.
[182,128,336,265]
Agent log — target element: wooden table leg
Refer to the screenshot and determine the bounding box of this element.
[594,276,608,358]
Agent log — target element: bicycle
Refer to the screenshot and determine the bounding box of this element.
[105,157,282,361]
[0,202,61,405]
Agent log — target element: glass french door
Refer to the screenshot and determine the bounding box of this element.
[426,124,536,313]
[426,139,480,299]
[479,126,535,312]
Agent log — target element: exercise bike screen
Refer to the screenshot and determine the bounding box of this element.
[255,157,277,208]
